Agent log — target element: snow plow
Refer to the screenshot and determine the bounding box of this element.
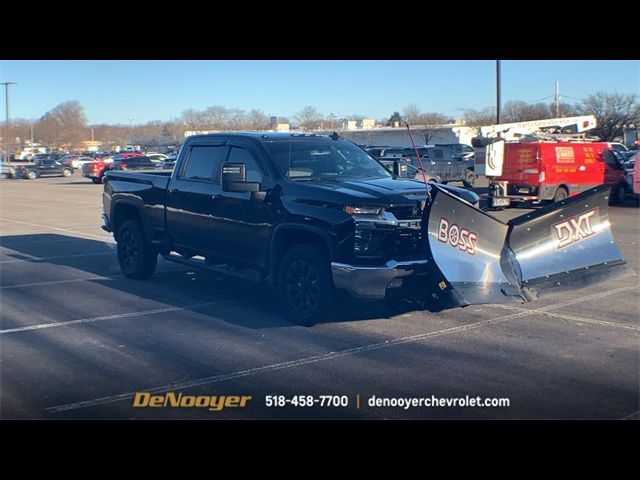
[423,183,632,308]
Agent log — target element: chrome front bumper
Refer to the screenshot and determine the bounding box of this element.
[331,260,430,299]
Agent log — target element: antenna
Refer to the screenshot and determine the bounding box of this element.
[405,122,432,201]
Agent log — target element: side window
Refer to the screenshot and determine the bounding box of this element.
[181,145,224,181]
[227,147,263,183]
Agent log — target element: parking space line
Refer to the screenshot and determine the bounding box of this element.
[0,301,220,334]
[0,274,122,290]
[0,251,113,264]
[1,237,103,247]
[0,267,188,290]
[622,410,640,420]
[0,217,112,242]
[45,282,637,414]
[491,304,640,332]
[46,309,540,413]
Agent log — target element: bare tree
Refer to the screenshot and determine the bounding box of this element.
[577,92,640,141]
[417,112,450,144]
[204,106,229,129]
[294,106,322,131]
[463,107,497,134]
[403,103,421,125]
[248,109,270,130]
[181,109,209,131]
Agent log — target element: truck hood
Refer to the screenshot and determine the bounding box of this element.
[295,177,478,205]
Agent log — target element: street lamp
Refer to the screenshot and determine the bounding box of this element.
[1,81,17,162]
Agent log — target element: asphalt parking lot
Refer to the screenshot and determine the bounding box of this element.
[1,173,638,419]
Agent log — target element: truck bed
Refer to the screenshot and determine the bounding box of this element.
[103,170,173,238]
[105,169,172,188]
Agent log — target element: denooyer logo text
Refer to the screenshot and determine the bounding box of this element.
[133,392,252,412]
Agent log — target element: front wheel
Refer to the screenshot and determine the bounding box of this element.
[278,244,335,325]
[62,168,72,177]
[117,220,157,279]
[91,177,101,184]
[553,187,568,203]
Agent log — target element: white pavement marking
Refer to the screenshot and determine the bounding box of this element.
[1,301,219,334]
[0,217,112,242]
[0,274,122,290]
[0,267,188,290]
[45,309,539,413]
[45,282,638,414]
[0,251,113,264]
[492,304,640,332]
[622,410,640,420]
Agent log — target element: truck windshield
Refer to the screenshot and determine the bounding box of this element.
[264,139,392,181]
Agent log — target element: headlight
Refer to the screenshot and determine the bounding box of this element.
[344,205,384,216]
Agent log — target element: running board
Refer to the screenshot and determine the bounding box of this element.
[161,252,266,282]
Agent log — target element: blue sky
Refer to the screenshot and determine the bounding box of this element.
[0,60,637,124]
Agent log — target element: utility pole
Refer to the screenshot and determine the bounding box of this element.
[555,81,560,117]
[1,82,17,162]
[496,61,501,124]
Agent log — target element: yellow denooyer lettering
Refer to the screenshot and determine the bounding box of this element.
[133,391,252,412]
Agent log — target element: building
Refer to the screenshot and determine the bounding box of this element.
[329,123,477,147]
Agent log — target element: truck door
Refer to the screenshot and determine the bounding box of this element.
[165,144,227,254]
[209,143,273,268]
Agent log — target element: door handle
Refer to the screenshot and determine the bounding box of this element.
[168,188,180,194]
[212,194,223,199]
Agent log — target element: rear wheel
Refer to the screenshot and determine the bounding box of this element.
[117,220,157,279]
[611,183,627,205]
[91,177,101,184]
[553,187,568,202]
[463,171,476,188]
[25,170,37,180]
[278,244,335,325]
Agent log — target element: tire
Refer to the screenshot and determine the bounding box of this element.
[553,187,568,203]
[91,177,101,184]
[62,168,72,177]
[116,220,157,279]
[25,170,37,180]
[278,244,335,325]
[611,184,627,206]
[463,171,476,188]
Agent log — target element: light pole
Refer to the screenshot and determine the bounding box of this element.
[495,61,501,124]
[91,128,94,141]
[1,81,17,162]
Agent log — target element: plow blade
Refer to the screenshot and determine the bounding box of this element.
[424,184,632,308]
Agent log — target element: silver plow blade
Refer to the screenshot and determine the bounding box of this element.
[423,184,633,308]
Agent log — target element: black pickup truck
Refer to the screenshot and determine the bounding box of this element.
[102,132,629,324]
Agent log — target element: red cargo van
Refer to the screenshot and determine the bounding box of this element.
[491,142,627,205]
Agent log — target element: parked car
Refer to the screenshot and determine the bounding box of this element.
[109,156,161,171]
[18,159,73,179]
[435,143,475,159]
[402,146,476,187]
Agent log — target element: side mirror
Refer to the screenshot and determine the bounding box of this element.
[221,162,260,192]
